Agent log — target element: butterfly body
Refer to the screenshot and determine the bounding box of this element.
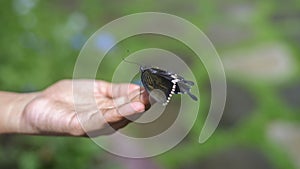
[140,66,198,106]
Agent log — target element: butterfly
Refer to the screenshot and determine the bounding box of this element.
[123,58,198,106]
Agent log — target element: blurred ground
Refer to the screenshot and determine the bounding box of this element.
[0,0,299,169]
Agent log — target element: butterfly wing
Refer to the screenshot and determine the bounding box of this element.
[141,67,198,105]
[176,81,198,101]
[150,68,198,101]
[141,69,175,105]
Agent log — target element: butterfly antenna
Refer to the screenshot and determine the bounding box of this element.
[122,58,142,67]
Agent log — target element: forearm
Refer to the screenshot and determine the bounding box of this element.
[0,91,39,134]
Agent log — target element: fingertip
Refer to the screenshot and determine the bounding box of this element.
[140,89,150,105]
[128,84,141,93]
[130,102,145,113]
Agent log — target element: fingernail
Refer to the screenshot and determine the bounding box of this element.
[131,102,145,112]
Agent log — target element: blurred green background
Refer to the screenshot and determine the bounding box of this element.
[1,0,300,169]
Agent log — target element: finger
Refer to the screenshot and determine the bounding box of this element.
[95,80,141,98]
[102,88,149,109]
[130,88,151,110]
[102,101,145,123]
[102,90,150,122]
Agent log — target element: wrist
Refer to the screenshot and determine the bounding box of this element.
[0,92,40,134]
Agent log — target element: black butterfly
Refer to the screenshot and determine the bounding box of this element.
[123,59,198,106]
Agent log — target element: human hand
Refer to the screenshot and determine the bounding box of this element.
[19,80,149,136]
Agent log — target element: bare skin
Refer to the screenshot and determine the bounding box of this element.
[0,80,149,136]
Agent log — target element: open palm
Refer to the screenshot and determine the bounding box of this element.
[22,80,149,136]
